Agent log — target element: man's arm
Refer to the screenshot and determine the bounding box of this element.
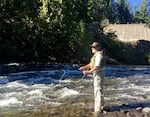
[79,63,90,71]
[83,66,99,75]
[83,54,102,75]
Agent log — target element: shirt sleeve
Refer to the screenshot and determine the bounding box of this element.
[95,53,103,67]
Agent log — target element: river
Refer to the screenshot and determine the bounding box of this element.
[0,64,150,117]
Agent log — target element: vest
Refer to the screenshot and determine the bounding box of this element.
[90,51,105,73]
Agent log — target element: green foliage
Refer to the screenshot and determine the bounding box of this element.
[99,33,135,64]
[145,1,150,27]
[0,0,92,63]
[145,17,150,28]
[113,0,133,23]
[0,0,149,64]
[0,0,42,62]
[133,0,149,23]
[146,53,150,63]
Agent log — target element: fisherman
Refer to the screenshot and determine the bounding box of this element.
[79,42,105,116]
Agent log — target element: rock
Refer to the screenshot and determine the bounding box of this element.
[122,103,129,106]
[8,63,20,66]
[136,107,143,111]
[102,110,107,114]
[120,110,130,115]
[142,107,150,113]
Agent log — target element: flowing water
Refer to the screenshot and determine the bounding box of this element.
[0,65,150,117]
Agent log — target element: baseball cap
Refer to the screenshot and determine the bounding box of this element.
[90,42,100,48]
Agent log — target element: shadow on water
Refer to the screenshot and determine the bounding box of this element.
[0,64,150,85]
[0,64,84,85]
[105,65,150,79]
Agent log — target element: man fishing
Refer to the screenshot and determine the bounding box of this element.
[79,42,105,116]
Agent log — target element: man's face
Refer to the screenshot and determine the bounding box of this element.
[91,47,97,53]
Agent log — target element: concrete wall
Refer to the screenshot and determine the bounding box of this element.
[104,24,150,43]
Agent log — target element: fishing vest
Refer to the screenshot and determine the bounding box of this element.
[90,51,105,73]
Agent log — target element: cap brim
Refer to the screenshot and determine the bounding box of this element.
[90,45,96,48]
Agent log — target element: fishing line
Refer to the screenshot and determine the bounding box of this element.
[74,74,86,83]
[59,70,86,84]
[59,70,66,80]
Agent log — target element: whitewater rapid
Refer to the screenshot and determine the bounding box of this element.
[0,65,150,115]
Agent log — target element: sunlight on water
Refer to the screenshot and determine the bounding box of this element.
[0,97,23,107]
[57,87,80,98]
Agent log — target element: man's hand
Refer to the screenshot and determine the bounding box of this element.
[79,67,84,71]
[79,64,90,71]
[83,70,91,75]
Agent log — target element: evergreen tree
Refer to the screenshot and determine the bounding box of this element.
[115,0,132,23]
[145,0,150,27]
[134,0,148,23]
[140,0,147,18]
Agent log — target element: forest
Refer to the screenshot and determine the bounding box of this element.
[0,0,150,64]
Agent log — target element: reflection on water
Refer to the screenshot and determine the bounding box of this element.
[0,65,150,117]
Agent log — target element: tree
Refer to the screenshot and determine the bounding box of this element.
[0,0,92,63]
[140,0,147,19]
[115,0,132,23]
[103,0,116,23]
[0,0,43,62]
[0,0,149,64]
[134,0,149,23]
[39,0,92,63]
[145,0,150,27]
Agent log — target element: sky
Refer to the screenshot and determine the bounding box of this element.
[114,0,143,12]
[128,0,142,12]
[129,0,142,6]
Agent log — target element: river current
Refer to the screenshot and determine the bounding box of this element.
[0,64,150,116]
